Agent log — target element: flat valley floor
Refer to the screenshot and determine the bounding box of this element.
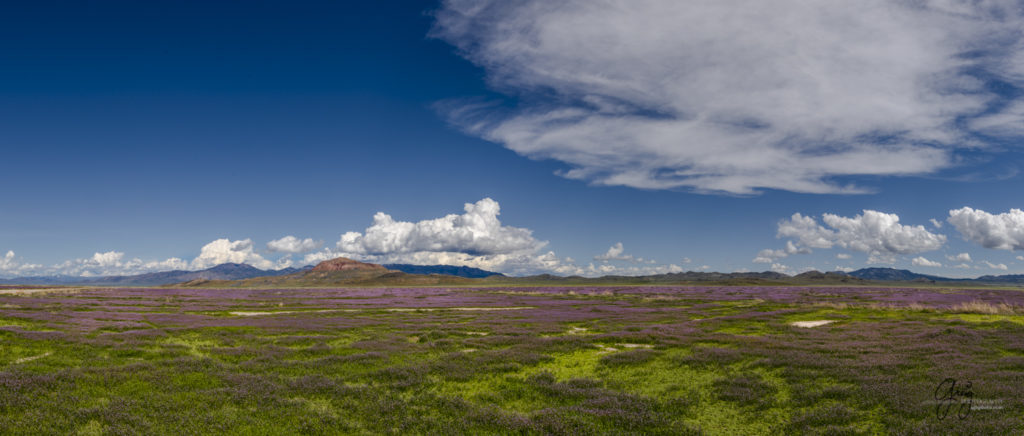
[2,285,1023,434]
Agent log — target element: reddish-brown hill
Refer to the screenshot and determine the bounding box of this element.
[311,257,388,272]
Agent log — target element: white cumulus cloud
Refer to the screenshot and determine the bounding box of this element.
[946,252,972,262]
[191,239,277,270]
[3,238,302,279]
[304,198,569,275]
[594,242,637,262]
[335,198,544,256]
[770,210,945,260]
[948,207,1024,251]
[50,251,189,277]
[912,256,942,267]
[777,215,836,249]
[822,211,946,255]
[753,241,810,263]
[267,236,323,254]
[0,251,43,278]
[432,0,1024,194]
[298,198,689,277]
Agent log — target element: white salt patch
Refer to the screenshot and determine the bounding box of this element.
[14,352,51,364]
[618,343,653,349]
[790,320,836,328]
[387,307,532,312]
[229,309,344,316]
[229,307,533,316]
[0,288,81,296]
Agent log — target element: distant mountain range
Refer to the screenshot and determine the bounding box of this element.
[0,263,312,287]
[0,261,505,286]
[184,264,1024,287]
[975,274,1024,284]
[383,264,504,278]
[187,258,493,288]
[844,267,1024,283]
[2,260,1024,287]
[845,267,956,282]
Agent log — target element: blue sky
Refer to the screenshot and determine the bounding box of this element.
[2,0,1024,278]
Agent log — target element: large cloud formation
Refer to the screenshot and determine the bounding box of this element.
[191,239,278,270]
[304,198,561,275]
[297,198,690,276]
[335,198,544,256]
[761,210,946,263]
[432,0,1024,194]
[948,207,1024,250]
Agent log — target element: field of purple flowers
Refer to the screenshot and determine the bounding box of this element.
[2,285,1024,434]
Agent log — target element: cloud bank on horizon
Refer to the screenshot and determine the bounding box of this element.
[757,207,1024,273]
[0,199,686,278]
[4,200,1024,278]
[432,0,1024,194]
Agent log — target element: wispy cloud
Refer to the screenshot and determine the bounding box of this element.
[983,260,1009,271]
[267,236,323,254]
[433,0,1024,194]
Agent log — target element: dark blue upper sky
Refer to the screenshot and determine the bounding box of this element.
[2,1,1024,277]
